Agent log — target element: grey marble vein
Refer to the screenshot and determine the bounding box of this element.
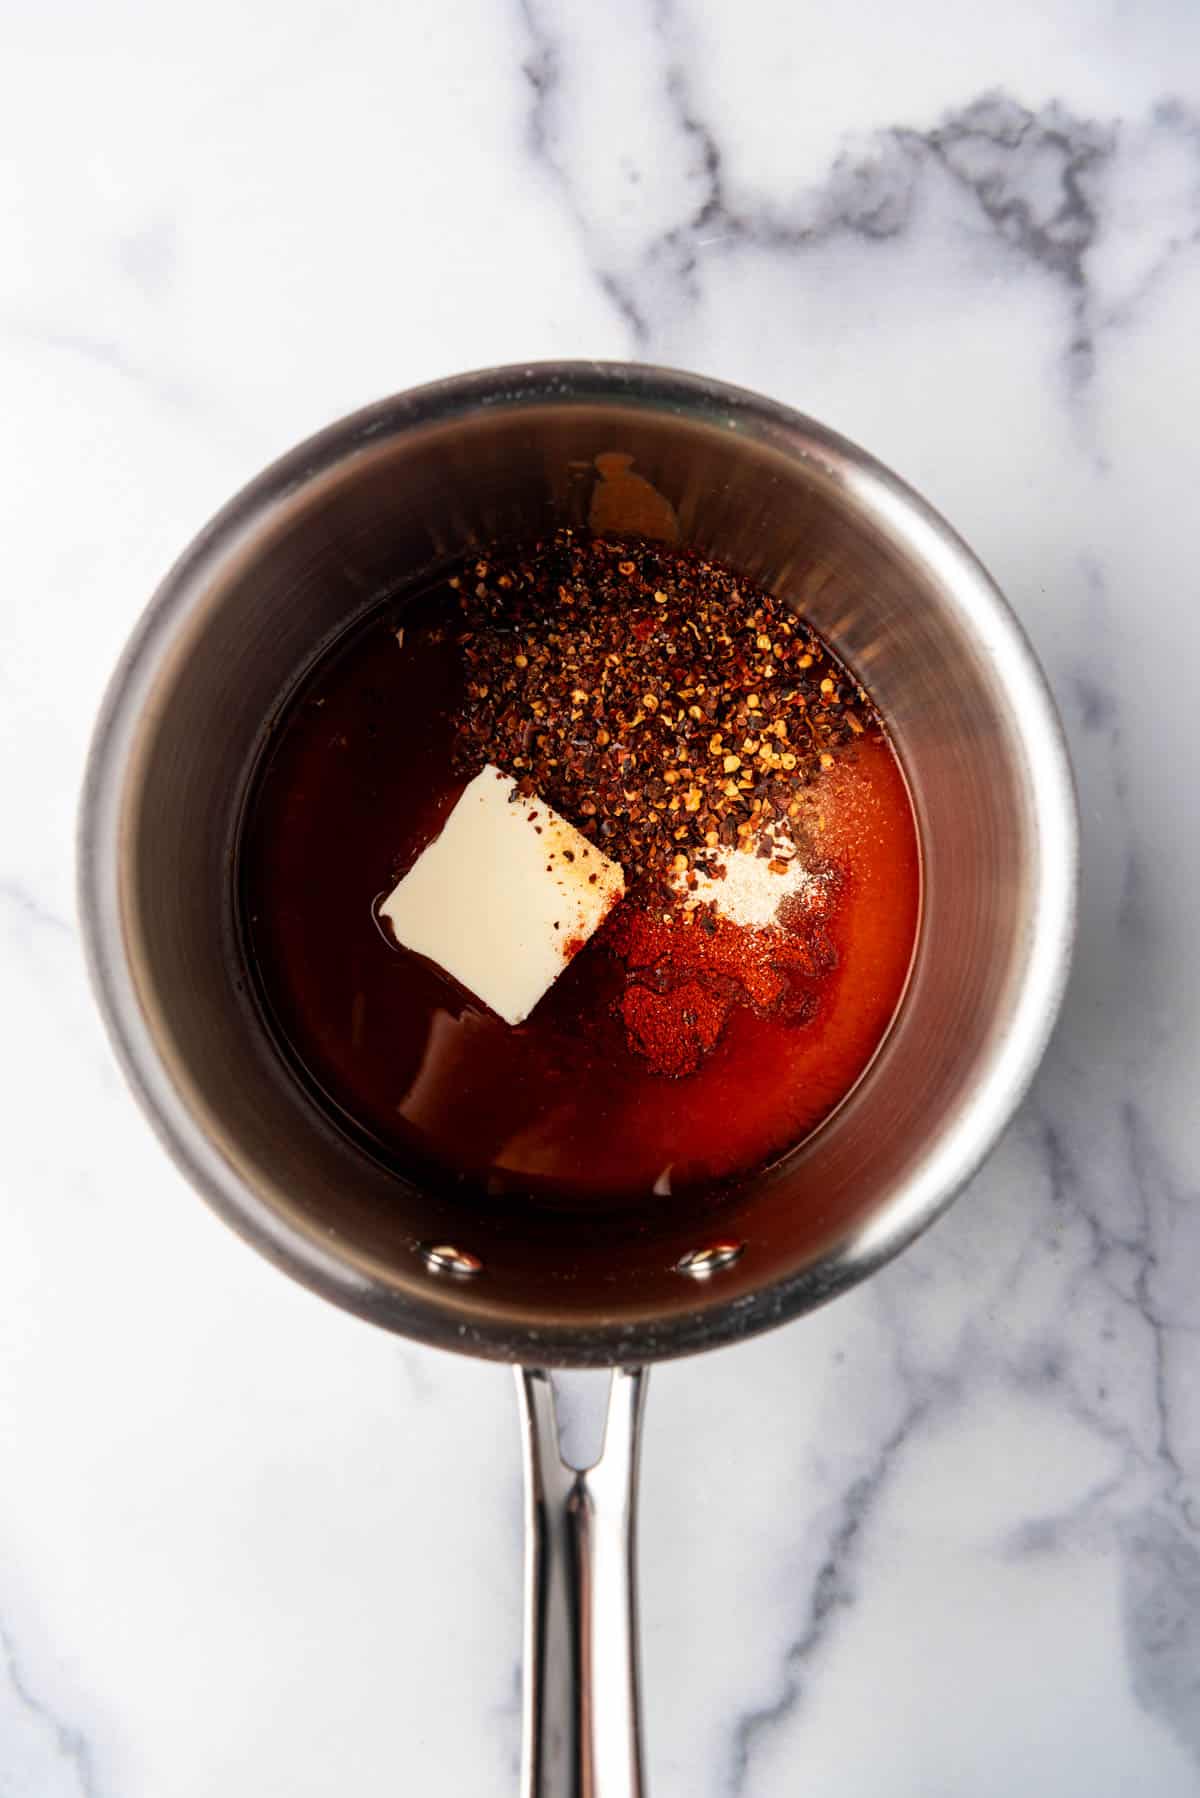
[2,319,167,394]
[1023,1100,1185,1476]
[0,877,73,939]
[117,216,177,300]
[926,98,1110,385]
[516,0,1200,397]
[1122,1103,1187,1489]
[0,1617,100,1798]
[518,0,653,343]
[1,314,224,418]
[726,1401,927,1795]
[1097,98,1200,332]
[1121,1510,1200,1764]
[1011,1072,1200,1765]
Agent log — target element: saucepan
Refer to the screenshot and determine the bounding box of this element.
[78,363,1077,1795]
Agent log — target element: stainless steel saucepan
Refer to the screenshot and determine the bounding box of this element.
[78,363,1077,1796]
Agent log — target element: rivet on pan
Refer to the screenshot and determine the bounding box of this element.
[420,1243,483,1277]
[676,1241,745,1278]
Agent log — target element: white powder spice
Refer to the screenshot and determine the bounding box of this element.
[675,839,820,929]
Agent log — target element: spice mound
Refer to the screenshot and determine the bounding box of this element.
[451,531,881,1075]
[608,881,840,1075]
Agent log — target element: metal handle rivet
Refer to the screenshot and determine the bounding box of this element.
[676,1240,745,1278]
[420,1242,483,1276]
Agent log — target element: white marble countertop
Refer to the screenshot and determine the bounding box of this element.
[5,2,1200,1792]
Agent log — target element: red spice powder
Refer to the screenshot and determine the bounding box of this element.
[606,877,840,1076]
[621,980,729,1077]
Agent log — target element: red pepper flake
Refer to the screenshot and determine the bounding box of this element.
[450,529,871,905]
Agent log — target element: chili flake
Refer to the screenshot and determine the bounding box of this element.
[450,531,875,903]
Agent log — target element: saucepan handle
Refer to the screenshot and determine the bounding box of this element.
[515,1367,648,1797]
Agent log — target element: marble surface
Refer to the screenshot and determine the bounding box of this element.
[4,1,1200,1791]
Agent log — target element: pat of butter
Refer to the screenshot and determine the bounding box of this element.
[380,766,625,1025]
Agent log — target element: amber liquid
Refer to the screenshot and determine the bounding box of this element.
[239,580,920,1206]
